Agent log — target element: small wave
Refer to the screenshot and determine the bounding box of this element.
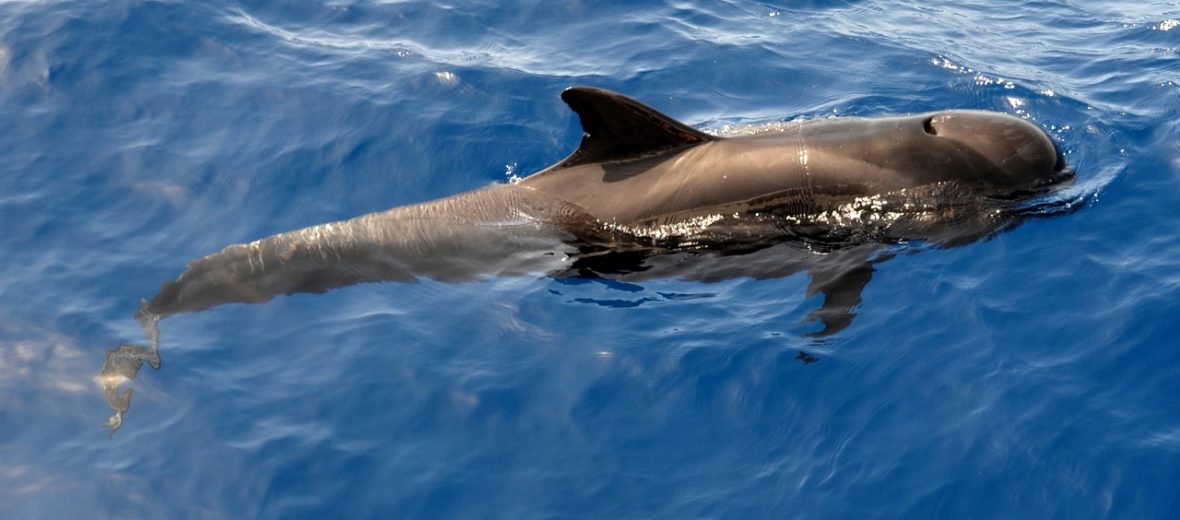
[222,7,625,77]
[225,7,421,57]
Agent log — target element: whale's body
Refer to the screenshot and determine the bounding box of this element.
[101,87,1071,432]
[141,87,1068,329]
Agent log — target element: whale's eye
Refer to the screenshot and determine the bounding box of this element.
[922,117,937,136]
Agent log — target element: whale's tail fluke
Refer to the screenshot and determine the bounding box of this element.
[99,301,161,435]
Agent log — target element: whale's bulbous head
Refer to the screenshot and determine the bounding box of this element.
[920,110,1068,189]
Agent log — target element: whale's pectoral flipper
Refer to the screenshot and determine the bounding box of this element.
[804,249,888,337]
[551,86,717,169]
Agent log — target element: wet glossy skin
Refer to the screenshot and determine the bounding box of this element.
[521,110,1065,226]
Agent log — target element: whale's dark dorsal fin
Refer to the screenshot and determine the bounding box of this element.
[552,87,717,169]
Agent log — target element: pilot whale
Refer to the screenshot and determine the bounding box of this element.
[102,87,1069,431]
[140,87,1067,322]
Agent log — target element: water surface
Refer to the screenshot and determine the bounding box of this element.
[2,1,1179,518]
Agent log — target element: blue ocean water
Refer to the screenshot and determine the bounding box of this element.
[2,0,1179,517]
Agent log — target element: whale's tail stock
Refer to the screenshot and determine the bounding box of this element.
[99,184,585,434]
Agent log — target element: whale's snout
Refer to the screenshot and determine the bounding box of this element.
[923,110,1067,187]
